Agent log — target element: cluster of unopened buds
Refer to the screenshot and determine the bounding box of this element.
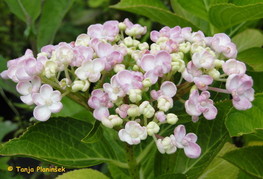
[1,19,254,159]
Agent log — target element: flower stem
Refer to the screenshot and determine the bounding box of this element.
[207,86,230,94]
[126,144,140,179]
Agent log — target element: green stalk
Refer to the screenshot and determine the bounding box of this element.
[126,144,140,179]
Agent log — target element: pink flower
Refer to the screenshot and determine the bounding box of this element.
[32,84,63,121]
[54,43,74,65]
[103,75,125,101]
[222,59,246,75]
[16,77,41,105]
[210,33,237,58]
[1,49,40,82]
[118,121,147,145]
[151,81,177,100]
[185,90,217,122]
[171,125,201,158]
[182,62,213,90]
[226,74,254,110]
[94,42,123,71]
[88,89,113,121]
[192,49,215,69]
[75,58,105,82]
[155,111,166,122]
[71,46,94,67]
[116,104,130,118]
[115,70,144,93]
[87,20,119,41]
[140,51,172,84]
[150,26,184,43]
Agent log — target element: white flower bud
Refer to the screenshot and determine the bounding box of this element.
[191,43,205,53]
[138,42,149,50]
[190,85,198,93]
[102,115,123,128]
[179,42,191,53]
[75,34,90,46]
[133,40,140,47]
[156,136,177,154]
[118,22,126,31]
[72,80,90,92]
[166,113,178,125]
[124,37,133,47]
[150,43,161,51]
[43,61,58,78]
[214,59,225,68]
[129,89,142,103]
[147,121,160,136]
[127,105,140,117]
[131,50,141,61]
[114,64,125,73]
[156,37,168,44]
[139,101,155,118]
[208,68,220,79]
[157,97,173,112]
[171,59,185,73]
[59,78,71,90]
[142,78,152,88]
[133,65,139,71]
[37,52,49,58]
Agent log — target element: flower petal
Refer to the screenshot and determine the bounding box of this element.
[184,142,201,158]
[33,105,51,121]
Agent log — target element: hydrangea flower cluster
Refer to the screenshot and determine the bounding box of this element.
[1,19,254,159]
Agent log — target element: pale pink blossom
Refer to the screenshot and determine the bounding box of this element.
[88,89,113,121]
[32,84,63,121]
[87,20,119,41]
[156,136,177,154]
[103,75,125,101]
[171,125,201,158]
[115,70,144,93]
[71,46,94,67]
[222,59,246,75]
[226,74,254,110]
[16,77,41,105]
[185,90,217,122]
[155,111,166,122]
[182,62,213,90]
[94,42,123,70]
[192,49,215,69]
[140,51,171,84]
[150,26,184,43]
[151,81,177,100]
[118,121,147,145]
[75,58,105,82]
[116,104,130,118]
[210,33,237,58]
[54,43,74,65]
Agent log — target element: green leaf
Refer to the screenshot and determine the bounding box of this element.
[232,29,263,52]
[209,3,263,31]
[225,94,263,137]
[53,97,93,122]
[4,0,41,22]
[0,117,127,168]
[154,100,232,178]
[177,0,209,21]
[247,71,263,93]
[170,0,210,34]
[56,169,109,179]
[156,173,187,179]
[37,0,75,49]
[237,48,263,72]
[108,164,130,179]
[223,146,263,178]
[232,0,263,6]
[198,142,239,179]
[0,121,18,141]
[81,120,103,143]
[111,0,199,30]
